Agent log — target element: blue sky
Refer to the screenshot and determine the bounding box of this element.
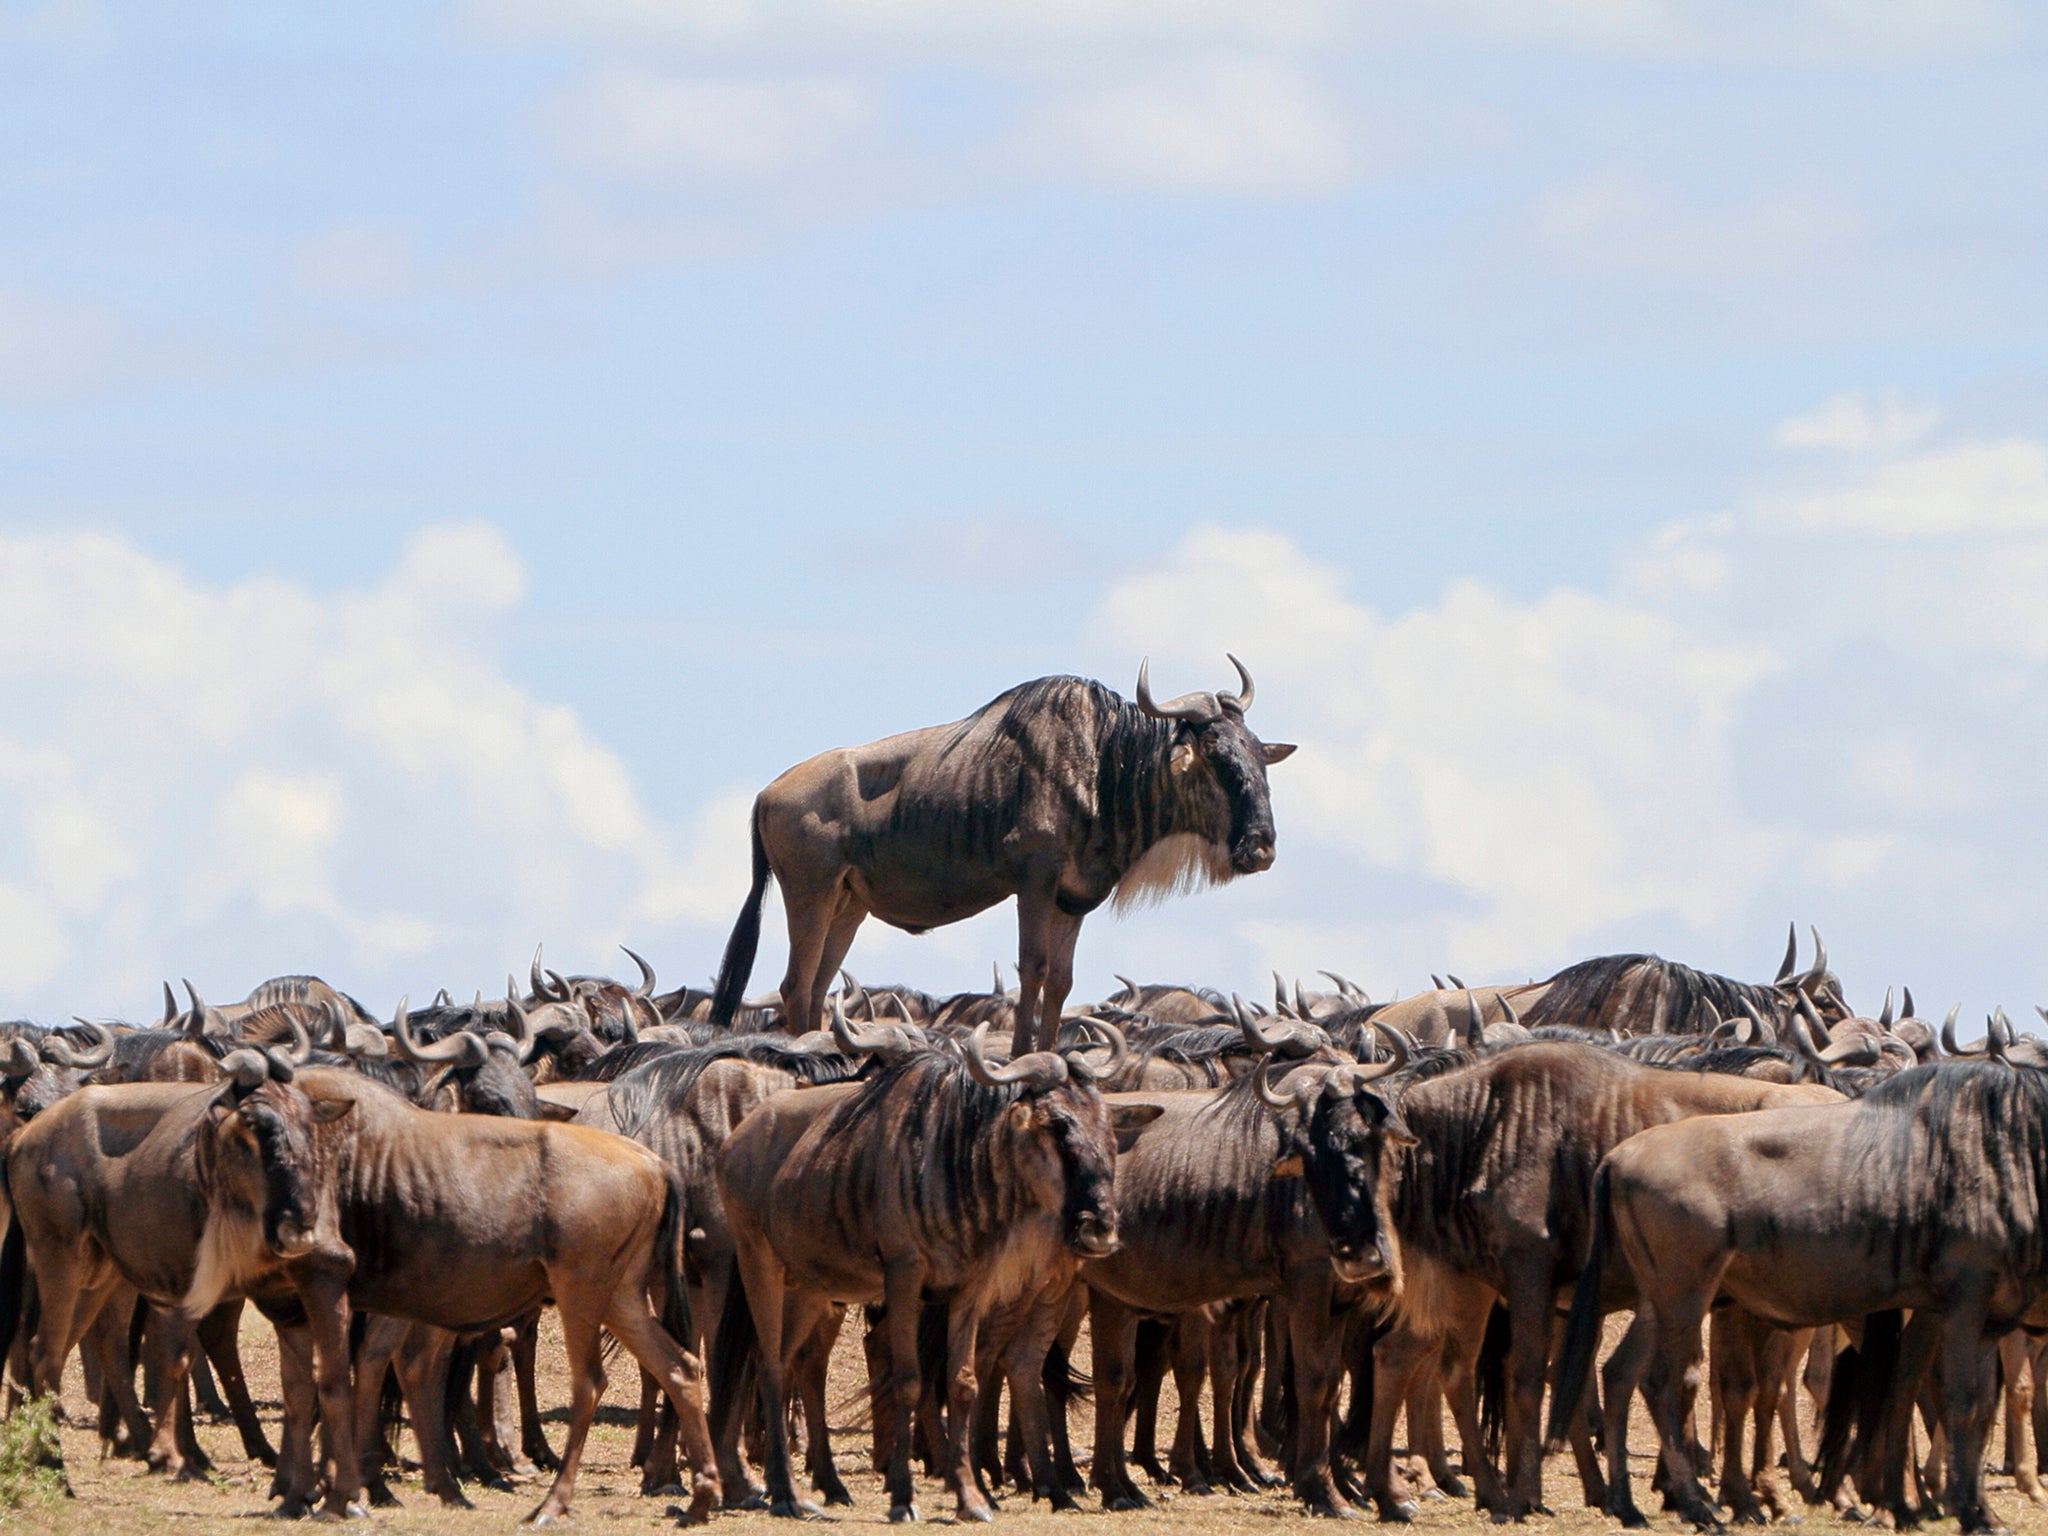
[4,0,2047,1025]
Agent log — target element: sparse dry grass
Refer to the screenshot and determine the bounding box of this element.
[17,1308,2048,1534]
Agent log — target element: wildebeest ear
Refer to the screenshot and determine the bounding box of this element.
[1380,1110,1419,1148]
[534,1098,581,1122]
[1169,741,1199,774]
[1270,1154,1305,1178]
[1109,1104,1165,1133]
[311,1099,354,1125]
[1260,741,1297,765]
[1007,1101,1042,1132]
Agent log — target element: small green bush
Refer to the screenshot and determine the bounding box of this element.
[0,1395,66,1513]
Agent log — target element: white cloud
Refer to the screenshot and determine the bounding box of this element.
[1776,390,1942,454]
[1014,58,1362,198]
[0,523,739,1018]
[549,70,881,185]
[1772,439,2048,535]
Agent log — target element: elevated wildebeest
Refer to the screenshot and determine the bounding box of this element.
[709,661,1293,1052]
[713,1017,1156,1521]
[1551,1061,2048,1534]
[1081,1032,1413,1516]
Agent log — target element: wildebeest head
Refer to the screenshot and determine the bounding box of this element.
[0,1022,114,1125]
[195,1049,351,1273]
[392,993,579,1119]
[1135,655,1295,878]
[964,1020,1161,1261]
[1256,1028,1416,1286]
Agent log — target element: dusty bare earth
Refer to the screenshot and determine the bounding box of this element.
[18,1310,2048,1535]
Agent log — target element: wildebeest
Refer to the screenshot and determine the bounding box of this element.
[1081,1034,1413,1516]
[1551,1061,2048,1534]
[1362,1041,1842,1521]
[713,1016,1155,1521]
[0,1051,360,1507]
[709,662,1293,1052]
[1521,926,1849,1038]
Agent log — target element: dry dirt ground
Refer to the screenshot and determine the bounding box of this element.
[18,1310,2048,1535]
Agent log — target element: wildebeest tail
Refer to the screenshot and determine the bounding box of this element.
[1044,1334,1092,1408]
[1477,1300,1511,1458]
[710,801,771,1028]
[1818,1310,1903,1500]
[708,1262,758,1448]
[1545,1161,1612,1450]
[0,1161,22,1369]
[654,1176,694,1353]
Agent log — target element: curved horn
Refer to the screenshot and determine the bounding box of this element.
[1319,970,1359,1001]
[1114,974,1140,1005]
[1787,1004,1826,1065]
[1738,996,1772,1046]
[1431,974,1447,991]
[531,944,551,1000]
[283,1009,315,1065]
[1254,1057,1316,1112]
[182,980,221,1041]
[1357,1021,1411,1081]
[42,1021,114,1071]
[1133,657,1216,724]
[1219,653,1255,714]
[1775,921,1798,984]
[1903,986,1916,1020]
[1878,987,1896,1027]
[433,988,452,1009]
[1995,1006,2016,1047]
[1988,1015,2012,1066]
[964,1022,1056,1088]
[1462,990,1485,1052]
[829,995,882,1056]
[1940,1004,1967,1057]
[1499,991,1520,1028]
[1447,973,1467,990]
[1794,989,1833,1046]
[502,989,538,1063]
[1233,994,1293,1054]
[1698,998,1723,1034]
[1804,926,1829,985]
[162,981,179,1027]
[392,998,484,1067]
[621,945,657,998]
[1065,1016,1130,1084]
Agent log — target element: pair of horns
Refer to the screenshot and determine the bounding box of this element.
[1773,922,1830,988]
[963,1017,1129,1090]
[1254,1023,1409,1110]
[1135,655,1255,723]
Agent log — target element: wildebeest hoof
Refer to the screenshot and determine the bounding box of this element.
[521,1504,571,1526]
[1438,1476,1467,1499]
[887,1501,921,1522]
[957,1503,994,1523]
[1420,1486,1448,1502]
[364,1483,401,1510]
[1372,1496,1417,1522]
[1104,1492,1150,1512]
[728,1487,769,1511]
[437,1489,477,1510]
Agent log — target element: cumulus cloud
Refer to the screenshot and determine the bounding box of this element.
[0,523,739,1017]
[1770,439,2048,536]
[1776,391,1942,455]
[0,288,151,405]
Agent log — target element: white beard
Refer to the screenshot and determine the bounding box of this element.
[1112,833,1234,914]
[182,1204,266,1318]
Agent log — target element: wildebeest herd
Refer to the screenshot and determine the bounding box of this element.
[4,661,2048,1533]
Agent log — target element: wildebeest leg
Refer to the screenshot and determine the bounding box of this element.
[272,1321,320,1516]
[395,1324,472,1509]
[347,1315,409,1509]
[1641,1282,1724,1528]
[1749,1324,1804,1520]
[603,1289,723,1525]
[728,1229,805,1516]
[1499,1268,1558,1519]
[776,877,860,1036]
[1257,1299,1288,1458]
[1711,1307,1769,1525]
[2001,1331,2042,1503]
[509,1311,558,1474]
[523,1304,610,1526]
[79,1287,151,1460]
[794,1303,851,1505]
[940,1296,992,1521]
[1087,1289,1150,1510]
[1048,1285,1089,1496]
[1013,878,1081,1056]
[1939,1300,2003,1535]
[879,1260,929,1522]
[1208,1302,1255,1493]
[140,1304,207,1479]
[196,1300,276,1467]
[1230,1301,1278,1488]
[1130,1316,1171,1484]
[1366,1316,1436,1519]
[292,1260,366,1521]
[1595,1311,1654,1526]
[1283,1268,1350,1516]
[1169,1307,1215,1493]
[2032,1335,2048,1498]
[1001,1290,1074,1510]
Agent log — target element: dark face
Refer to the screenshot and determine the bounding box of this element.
[1035,1084,1122,1260]
[1298,1083,1412,1285]
[1190,709,1295,875]
[439,1040,544,1119]
[207,1085,322,1255]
